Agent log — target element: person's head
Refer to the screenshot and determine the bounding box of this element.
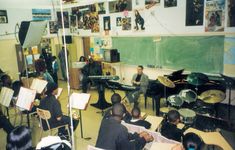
[167,110,181,125]
[12,80,23,97]
[88,58,94,64]
[137,65,144,75]
[35,59,46,73]
[183,132,204,150]
[79,56,86,62]
[45,82,58,96]
[112,103,126,121]
[111,93,121,105]
[52,56,57,61]
[131,107,141,119]
[6,126,32,150]
[1,74,12,87]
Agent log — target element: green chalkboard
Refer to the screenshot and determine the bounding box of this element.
[112,36,224,74]
[112,37,156,66]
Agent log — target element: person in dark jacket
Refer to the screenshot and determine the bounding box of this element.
[128,107,151,129]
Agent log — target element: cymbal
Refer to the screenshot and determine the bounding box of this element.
[187,72,208,86]
[157,76,175,88]
[199,90,225,104]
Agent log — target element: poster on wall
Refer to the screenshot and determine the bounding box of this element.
[103,16,111,30]
[49,21,58,34]
[96,2,106,14]
[57,11,69,28]
[164,0,177,8]
[186,0,204,26]
[109,0,132,13]
[90,12,100,33]
[224,36,235,75]
[116,17,122,26]
[0,10,8,23]
[32,9,51,21]
[134,10,145,30]
[227,0,235,27]
[205,0,225,32]
[145,0,160,9]
[122,17,131,30]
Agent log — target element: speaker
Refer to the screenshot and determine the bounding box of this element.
[62,35,72,44]
[18,21,30,46]
[18,21,47,48]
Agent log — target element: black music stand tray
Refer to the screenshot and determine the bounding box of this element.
[90,80,112,114]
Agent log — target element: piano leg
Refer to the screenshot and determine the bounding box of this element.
[90,83,112,113]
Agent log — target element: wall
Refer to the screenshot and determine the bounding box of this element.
[0,39,19,80]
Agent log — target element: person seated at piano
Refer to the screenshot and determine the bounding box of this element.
[128,107,151,129]
[103,93,132,122]
[96,103,154,150]
[159,110,183,142]
[39,82,79,138]
[81,58,102,93]
[127,65,149,106]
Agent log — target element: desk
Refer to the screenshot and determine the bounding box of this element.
[185,128,232,150]
[150,143,180,150]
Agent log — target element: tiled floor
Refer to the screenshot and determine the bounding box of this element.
[0,80,155,149]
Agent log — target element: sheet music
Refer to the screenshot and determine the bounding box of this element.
[0,87,14,107]
[55,88,63,99]
[16,87,36,111]
[70,93,91,110]
[30,78,48,93]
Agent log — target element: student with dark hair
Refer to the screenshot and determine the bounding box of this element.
[96,103,153,150]
[1,74,12,88]
[35,59,54,83]
[6,126,33,150]
[39,82,79,138]
[103,93,131,122]
[128,107,151,129]
[127,65,149,106]
[159,110,183,142]
[183,132,204,150]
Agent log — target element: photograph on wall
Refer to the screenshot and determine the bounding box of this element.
[32,9,51,21]
[96,2,106,14]
[145,0,160,9]
[227,0,235,27]
[49,21,58,34]
[72,5,92,29]
[103,16,111,30]
[57,11,69,28]
[90,12,100,33]
[134,10,145,30]
[205,0,225,32]
[122,17,131,30]
[109,0,132,13]
[186,0,204,26]
[116,17,122,26]
[70,15,77,28]
[83,12,92,30]
[164,0,177,8]
[0,10,8,23]
[90,4,96,12]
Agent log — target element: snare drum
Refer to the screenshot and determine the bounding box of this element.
[178,108,196,124]
[179,89,197,103]
[160,107,176,116]
[167,95,184,107]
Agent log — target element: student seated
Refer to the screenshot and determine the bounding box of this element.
[103,93,131,122]
[39,83,79,137]
[0,111,14,134]
[6,126,33,150]
[128,107,151,129]
[159,110,183,142]
[96,103,154,150]
[183,132,205,150]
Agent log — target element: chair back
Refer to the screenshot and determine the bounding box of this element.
[37,108,52,130]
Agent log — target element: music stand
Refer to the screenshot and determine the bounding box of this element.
[90,79,112,115]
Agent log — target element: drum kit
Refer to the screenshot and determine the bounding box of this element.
[157,73,226,125]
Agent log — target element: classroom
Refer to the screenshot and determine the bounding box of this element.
[0,0,235,149]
